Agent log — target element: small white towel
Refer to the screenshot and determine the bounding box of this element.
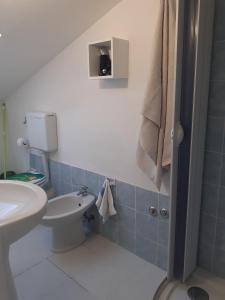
[96,179,117,223]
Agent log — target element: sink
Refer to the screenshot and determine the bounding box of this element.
[0,180,47,300]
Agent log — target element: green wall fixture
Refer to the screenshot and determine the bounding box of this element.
[1,103,7,179]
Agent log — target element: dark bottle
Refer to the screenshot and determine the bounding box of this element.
[99,48,111,76]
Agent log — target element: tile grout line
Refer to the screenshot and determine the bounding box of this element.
[46,257,91,294]
[205,149,224,155]
[211,118,225,272]
[202,181,225,189]
[207,115,225,119]
[13,259,44,279]
[214,40,225,44]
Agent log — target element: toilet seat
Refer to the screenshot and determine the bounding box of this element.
[5,149,49,188]
[6,171,46,185]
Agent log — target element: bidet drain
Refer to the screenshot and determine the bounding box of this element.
[187,287,209,300]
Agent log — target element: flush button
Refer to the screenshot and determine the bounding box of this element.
[149,206,157,216]
[160,208,169,218]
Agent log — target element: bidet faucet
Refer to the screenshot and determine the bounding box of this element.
[77,185,88,196]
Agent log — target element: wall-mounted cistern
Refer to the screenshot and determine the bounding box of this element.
[0,181,47,300]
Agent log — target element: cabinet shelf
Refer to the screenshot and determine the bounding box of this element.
[88,37,129,79]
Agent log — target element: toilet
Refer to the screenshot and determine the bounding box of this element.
[42,192,95,253]
[6,112,58,199]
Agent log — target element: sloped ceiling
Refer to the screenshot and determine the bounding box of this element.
[0,0,121,100]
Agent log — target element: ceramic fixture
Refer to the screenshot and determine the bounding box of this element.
[155,268,225,300]
[9,112,58,198]
[42,192,95,253]
[13,112,58,187]
[0,180,47,300]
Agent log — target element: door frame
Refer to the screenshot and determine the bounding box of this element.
[183,0,215,281]
[167,0,215,280]
[167,0,185,280]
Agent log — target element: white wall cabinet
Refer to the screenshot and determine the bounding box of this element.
[88,37,129,79]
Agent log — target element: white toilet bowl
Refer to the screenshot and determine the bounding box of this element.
[42,192,95,253]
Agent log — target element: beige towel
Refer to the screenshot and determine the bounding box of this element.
[137,0,176,189]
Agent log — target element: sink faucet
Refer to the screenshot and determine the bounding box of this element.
[77,185,88,197]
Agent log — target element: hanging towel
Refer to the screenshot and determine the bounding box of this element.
[96,179,117,223]
[137,0,176,189]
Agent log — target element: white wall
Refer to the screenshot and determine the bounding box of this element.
[6,0,170,194]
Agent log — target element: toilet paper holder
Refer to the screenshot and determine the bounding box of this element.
[17,137,29,148]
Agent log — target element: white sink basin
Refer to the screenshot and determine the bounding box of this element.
[0,180,47,300]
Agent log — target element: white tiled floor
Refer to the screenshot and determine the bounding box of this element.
[10,225,166,300]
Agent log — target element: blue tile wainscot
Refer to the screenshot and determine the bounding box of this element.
[48,159,169,271]
[31,156,170,271]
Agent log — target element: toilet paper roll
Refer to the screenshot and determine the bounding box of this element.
[17,137,29,148]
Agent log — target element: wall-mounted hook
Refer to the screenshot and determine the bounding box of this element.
[106,178,116,186]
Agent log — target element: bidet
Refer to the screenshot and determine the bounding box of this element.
[42,191,95,253]
[0,181,47,300]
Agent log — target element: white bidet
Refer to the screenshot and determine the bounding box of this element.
[42,192,95,253]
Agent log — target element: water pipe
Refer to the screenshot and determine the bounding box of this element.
[1,103,7,179]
